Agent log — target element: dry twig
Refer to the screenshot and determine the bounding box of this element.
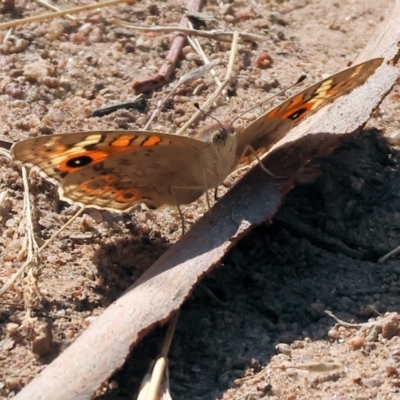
[0,0,134,30]
[112,19,266,43]
[176,31,239,136]
[132,0,204,94]
[32,0,76,21]
[143,59,222,130]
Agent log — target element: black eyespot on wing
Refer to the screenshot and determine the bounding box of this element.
[66,155,93,168]
[288,108,307,120]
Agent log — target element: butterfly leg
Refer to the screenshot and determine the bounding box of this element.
[176,203,186,235]
[170,183,210,235]
[214,187,220,201]
[240,145,276,177]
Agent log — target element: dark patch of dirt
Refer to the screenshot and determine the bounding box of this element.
[102,130,400,399]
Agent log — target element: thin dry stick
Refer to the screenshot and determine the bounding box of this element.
[143,59,222,130]
[112,19,266,43]
[0,207,86,297]
[0,146,11,158]
[378,245,400,263]
[142,311,179,400]
[0,190,8,208]
[0,0,135,30]
[32,0,76,21]
[176,30,239,136]
[186,20,228,102]
[22,167,39,257]
[187,35,223,91]
[325,310,391,329]
[21,167,42,304]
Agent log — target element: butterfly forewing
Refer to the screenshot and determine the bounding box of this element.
[11,130,219,210]
[233,58,383,170]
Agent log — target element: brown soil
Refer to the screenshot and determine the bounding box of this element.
[1,0,400,399]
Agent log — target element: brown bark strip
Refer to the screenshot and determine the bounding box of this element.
[132,0,204,94]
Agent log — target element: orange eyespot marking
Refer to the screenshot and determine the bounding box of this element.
[141,135,162,147]
[281,101,314,122]
[58,150,108,172]
[79,178,110,195]
[266,94,305,119]
[115,189,141,203]
[110,135,135,147]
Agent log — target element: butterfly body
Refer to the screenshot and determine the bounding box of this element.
[11,58,384,214]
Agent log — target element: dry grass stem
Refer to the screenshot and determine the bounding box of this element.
[137,311,179,400]
[32,0,76,20]
[143,59,222,130]
[378,245,400,263]
[0,207,86,297]
[112,19,266,43]
[0,190,8,208]
[0,0,134,30]
[176,31,239,136]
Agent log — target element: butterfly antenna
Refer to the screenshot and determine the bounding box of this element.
[230,74,307,128]
[193,102,227,133]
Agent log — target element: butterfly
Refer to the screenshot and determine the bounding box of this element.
[11,58,383,223]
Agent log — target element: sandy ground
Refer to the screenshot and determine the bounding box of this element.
[1,0,400,399]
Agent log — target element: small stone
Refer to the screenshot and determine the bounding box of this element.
[275,343,291,356]
[89,27,103,43]
[5,377,21,391]
[346,334,365,348]
[224,15,236,23]
[136,37,152,51]
[185,52,201,63]
[382,314,400,339]
[24,62,53,80]
[42,76,60,88]
[5,323,19,335]
[254,52,273,68]
[31,321,53,356]
[235,8,257,20]
[47,20,64,41]
[269,11,287,26]
[249,358,261,372]
[124,42,135,53]
[4,82,23,98]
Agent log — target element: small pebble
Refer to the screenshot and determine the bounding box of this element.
[42,76,60,88]
[5,377,21,391]
[235,8,257,20]
[4,83,23,98]
[382,314,400,339]
[6,323,19,335]
[346,334,365,348]
[47,20,64,41]
[136,37,152,51]
[275,343,291,356]
[254,52,273,68]
[269,11,288,26]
